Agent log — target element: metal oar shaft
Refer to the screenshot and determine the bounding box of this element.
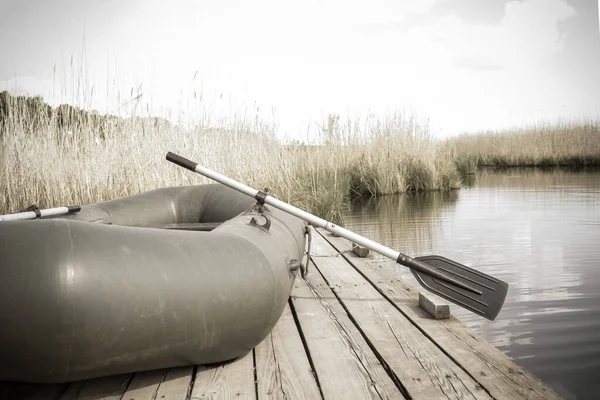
[0,205,81,222]
[165,152,480,294]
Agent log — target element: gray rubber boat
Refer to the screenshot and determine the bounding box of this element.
[0,184,307,383]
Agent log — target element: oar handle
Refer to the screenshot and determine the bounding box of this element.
[165,152,480,294]
[166,152,198,172]
[0,205,81,222]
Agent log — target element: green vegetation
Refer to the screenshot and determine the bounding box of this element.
[443,121,600,168]
[0,93,460,224]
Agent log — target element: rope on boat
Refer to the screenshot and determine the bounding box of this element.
[302,225,312,279]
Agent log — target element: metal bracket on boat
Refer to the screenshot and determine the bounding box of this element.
[247,188,272,230]
[254,188,270,213]
[255,188,269,205]
[249,214,271,232]
[301,225,312,278]
[18,204,42,219]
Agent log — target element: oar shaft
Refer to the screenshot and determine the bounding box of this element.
[0,205,81,222]
[166,152,479,294]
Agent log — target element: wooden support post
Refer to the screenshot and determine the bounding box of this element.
[419,292,450,319]
[351,243,370,257]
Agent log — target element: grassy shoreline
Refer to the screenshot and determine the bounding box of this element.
[2,93,598,224]
[0,93,460,224]
[443,121,600,169]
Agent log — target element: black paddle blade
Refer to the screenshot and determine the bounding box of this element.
[410,255,509,321]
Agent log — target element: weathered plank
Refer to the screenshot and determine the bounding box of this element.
[320,228,562,400]
[352,243,370,257]
[309,229,490,400]
[291,265,403,399]
[255,303,321,400]
[122,369,168,400]
[70,373,132,400]
[56,382,85,400]
[31,385,68,400]
[418,292,450,320]
[190,351,255,399]
[155,366,194,400]
[0,382,65,400]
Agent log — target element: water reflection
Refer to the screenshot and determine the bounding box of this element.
[349,190,459,256]
[343,168,600,400]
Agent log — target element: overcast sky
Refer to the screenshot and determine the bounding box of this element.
[1,0,599,140]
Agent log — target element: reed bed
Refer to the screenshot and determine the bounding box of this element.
[444,120,600,168]
[0,93,460,224]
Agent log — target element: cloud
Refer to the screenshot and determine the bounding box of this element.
[0,0,591,139]
[349,0,576,72]
[453,57,504,71]
[434,0,578,70]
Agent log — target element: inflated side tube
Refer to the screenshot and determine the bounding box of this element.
[0,185,307,383]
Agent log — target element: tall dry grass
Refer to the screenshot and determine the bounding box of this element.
[325,113,461,196]
[0,94,460,224]
[444,120,600,168]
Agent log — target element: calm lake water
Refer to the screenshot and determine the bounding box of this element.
[343,168,600,400]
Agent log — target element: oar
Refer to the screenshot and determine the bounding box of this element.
[0,205,81,222]
[166,151,509,321]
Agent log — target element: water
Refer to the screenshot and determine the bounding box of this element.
[343,168,600,400]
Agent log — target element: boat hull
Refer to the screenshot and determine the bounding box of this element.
[0,185,306,383]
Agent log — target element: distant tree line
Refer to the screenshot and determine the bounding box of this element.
[0,91,172,140]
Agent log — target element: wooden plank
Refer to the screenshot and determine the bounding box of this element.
[352,243,370,257]
[190,351,255,400]
[122,369,168,400]
[0,382,65,400]
[56,382,85,400]
[254,303,321,400]
[30,384,67,400]
[71,373,132,400]
[418,293,450,320]
[319,228,562,400]
[309,229,491,400]
[291,265,403,399]
[155,366,194,400]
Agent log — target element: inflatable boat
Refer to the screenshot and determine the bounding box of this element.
[0,184,308,383]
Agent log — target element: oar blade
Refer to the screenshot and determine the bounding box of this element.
[411,255,509,321]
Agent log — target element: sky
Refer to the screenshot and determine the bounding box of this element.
[0,0,599,141]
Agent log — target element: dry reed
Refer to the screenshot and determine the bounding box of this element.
[443,120,600,168]
[0,93,460,224]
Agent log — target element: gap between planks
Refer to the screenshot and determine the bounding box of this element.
[315,227,562,400]
[290,259,404,399]
[307,229,490,400]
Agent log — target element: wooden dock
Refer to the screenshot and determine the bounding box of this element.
[0,228,560,400]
